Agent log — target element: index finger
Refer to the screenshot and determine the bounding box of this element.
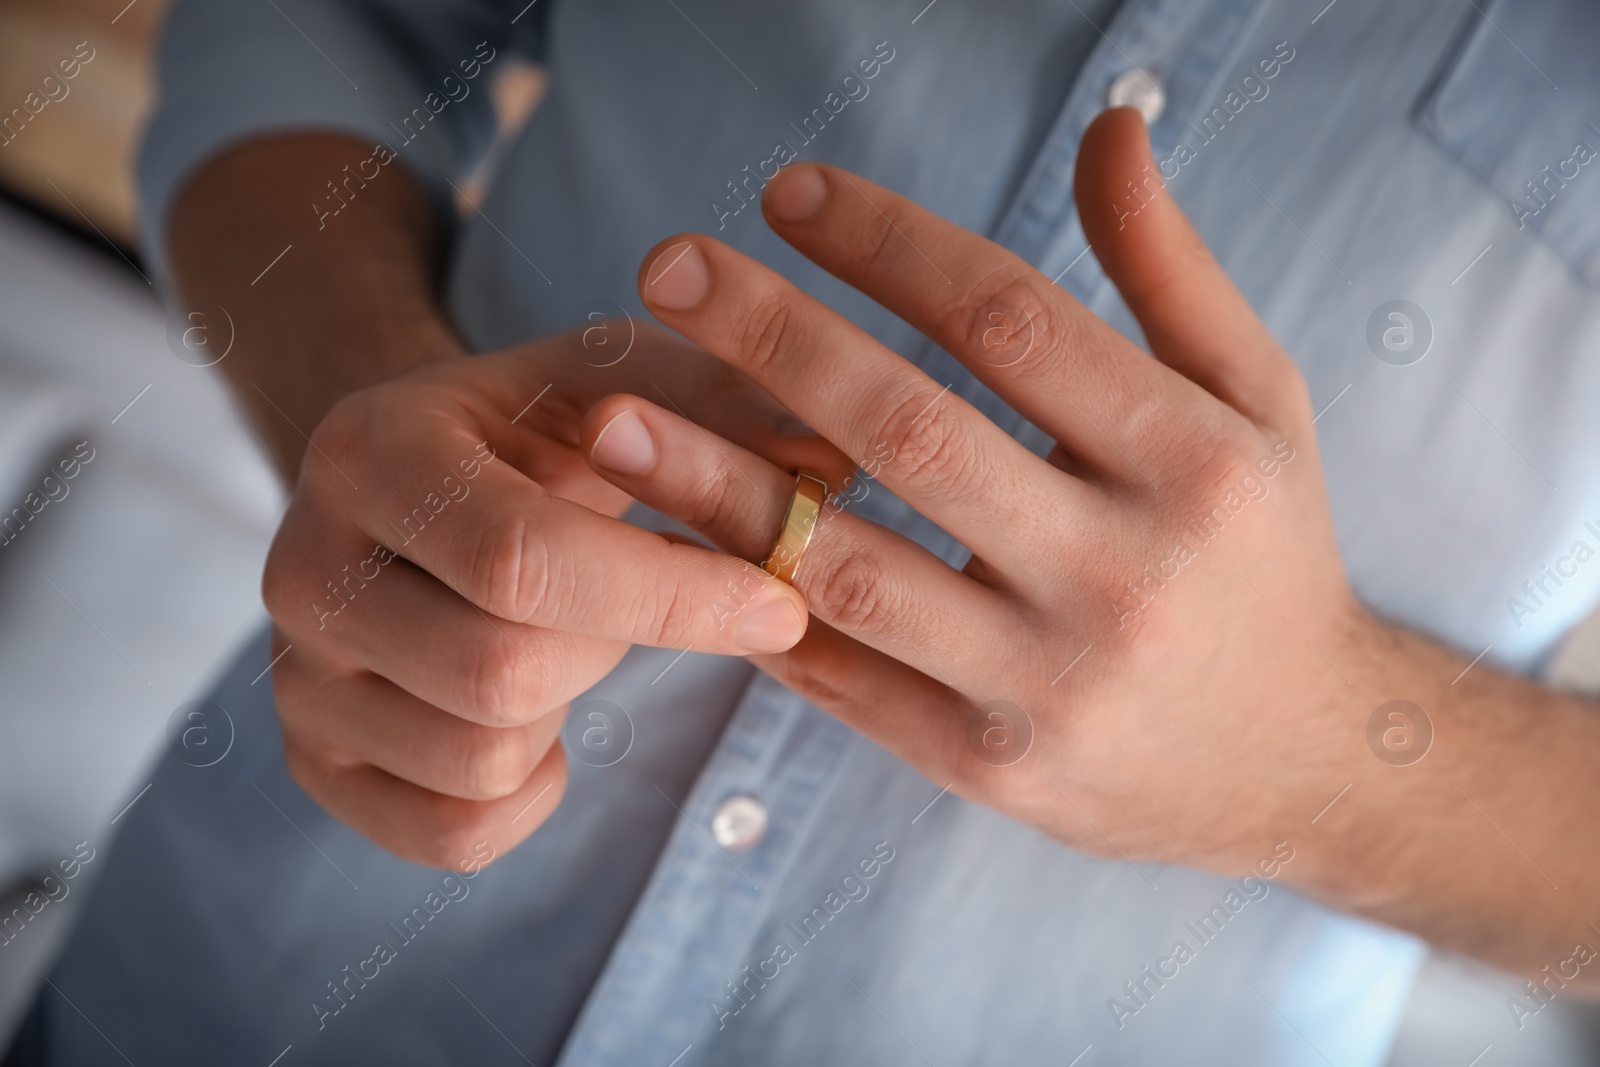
[312,408,810,657]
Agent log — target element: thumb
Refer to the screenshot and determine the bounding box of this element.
[1075,106,1308,431]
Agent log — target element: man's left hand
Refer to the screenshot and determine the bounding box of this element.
[579,107,1600,984]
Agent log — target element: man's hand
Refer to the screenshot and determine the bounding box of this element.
[167,133,846,868]
[594,104,1342,875]
[581,108,1600,982]
[261,325,846,867]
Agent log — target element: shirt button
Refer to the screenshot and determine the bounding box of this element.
[1106,68,1165,124]
[711,795,768,851]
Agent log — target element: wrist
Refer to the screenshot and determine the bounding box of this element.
[232,292,466,485]
[1285,606,1600,974]
[1271,604,1444,910]
[167,133,466,483]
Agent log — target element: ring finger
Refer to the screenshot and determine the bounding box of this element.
[580,393,1032,692]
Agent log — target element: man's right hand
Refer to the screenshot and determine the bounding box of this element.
[260,323,843,868]
[165,135,845,868]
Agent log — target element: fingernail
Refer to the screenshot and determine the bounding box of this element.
[591,410,656,475]
[645,241,709,310]
[736,598,806,653]
[766,165,828,223]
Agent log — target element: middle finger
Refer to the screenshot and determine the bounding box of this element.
[581,392,1035,694]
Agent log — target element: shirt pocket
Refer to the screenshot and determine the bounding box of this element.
[1415,0,1600,285]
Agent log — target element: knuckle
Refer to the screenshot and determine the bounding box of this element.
[738,293,799,377]
[425,816,501,872]
[261,506,330,630]
[458,727,535,801]
[304,390,371,481]
[1189,433,1261,496]
[1154,429,1277,530]
[806,546,895,635]
[674,456,743,534]
[465,637,517,718]
[629,569,697,648]
[460,634,545,726]
[850,209,904,278]
[281,740,335,803]
[878,389,985,500]
[260,541,298,622]
[434,763,568,865]
[463,514,550,623]
[962,272,1067,369]
[1121,395,1229,484]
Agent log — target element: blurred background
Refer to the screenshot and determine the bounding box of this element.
[0,1,1595,1062]
[0,0,284,1031]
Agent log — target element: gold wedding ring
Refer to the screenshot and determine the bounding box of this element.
[763,472,828,585]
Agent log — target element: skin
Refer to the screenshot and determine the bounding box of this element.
[171,114,1600,990]
[599,110,1600,988]
[170,134,844,867]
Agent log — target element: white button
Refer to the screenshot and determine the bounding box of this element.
[711,795,768,851]
[1107,68,1165,124]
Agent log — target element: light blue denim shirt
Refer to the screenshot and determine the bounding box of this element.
[35,0,1600,1064]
